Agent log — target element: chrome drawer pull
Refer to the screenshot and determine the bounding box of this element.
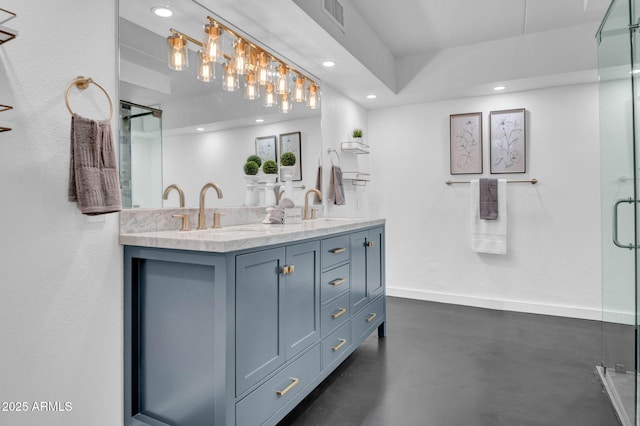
[366,313,377,322]
[330,247,346,254]
[332,338,347,352]
[276,377,299,396]
[330,278,346,287]
[331,308,347,319]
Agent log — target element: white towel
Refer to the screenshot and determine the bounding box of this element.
[470,179,507,255]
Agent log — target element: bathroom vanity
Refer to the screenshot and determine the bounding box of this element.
[120,217,386,426]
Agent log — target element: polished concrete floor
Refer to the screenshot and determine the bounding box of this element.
[278,297,619,426]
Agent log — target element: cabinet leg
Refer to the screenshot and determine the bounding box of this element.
[377,321,386,338]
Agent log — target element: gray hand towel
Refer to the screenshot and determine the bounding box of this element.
[328,165,345,205]
[479,178,498,220]
[68,113,122,215]
[314,164,322,204]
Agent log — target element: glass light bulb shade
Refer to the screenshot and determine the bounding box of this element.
[263,83,276,107]
[222,63,239,91]
[167,34,188,71]
[234,39,247,75]
[244,72,259,100]
[202,23,221,63]
[306,84,320,109]
[279,93,292,113]
[292,76,306,103]
[257,53,271,85]
[197,51,215,82]
[275,64,290,94]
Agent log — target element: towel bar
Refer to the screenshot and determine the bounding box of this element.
[65,76,113,121]
[445,178,538,185]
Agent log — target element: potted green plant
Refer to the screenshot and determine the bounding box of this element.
[243,158,261,206]
[351,128,363,141]
[243,160,259,175]
[280,151,296,166]
[246,155,262,168]
[262,160,278,175]
[261,160,278,206]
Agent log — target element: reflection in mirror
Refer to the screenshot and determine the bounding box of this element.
[118,0,322,208]
[119,101,163,208]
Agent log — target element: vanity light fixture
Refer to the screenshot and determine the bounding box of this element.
[306,83,319,109]
[279,92,292,113]
[263,82,277,107]
[167,33,188,71]
[292,75,306,103]
[197,50,215,82]
[166,16,320,113]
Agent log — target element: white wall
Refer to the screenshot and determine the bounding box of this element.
[0,2,122,426]
[368,84,602,320]
[163,116,322,208]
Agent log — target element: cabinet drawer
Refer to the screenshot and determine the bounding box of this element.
[322,235,350,269]
[351,296,385,344]
[321,263,350,303]
[321,292,350,337]
[322,322,351,370]
[236,345,321,426]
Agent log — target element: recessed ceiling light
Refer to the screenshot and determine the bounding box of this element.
[196,127,204,131]
[255,119,264,123]
[494,86,506,91]
[322,61,336,68]
[151,5,173,18]
[366,94,377,99]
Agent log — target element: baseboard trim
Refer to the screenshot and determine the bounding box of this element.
[386,287,603,321]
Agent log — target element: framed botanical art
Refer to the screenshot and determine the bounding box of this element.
[279,131,302,181]
[490,108,526,174]
[450,112,483,175]
[255,135,277,163]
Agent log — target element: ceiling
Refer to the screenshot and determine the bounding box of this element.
[119,0,612,132]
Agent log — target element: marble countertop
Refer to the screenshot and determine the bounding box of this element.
[119,217,385,253]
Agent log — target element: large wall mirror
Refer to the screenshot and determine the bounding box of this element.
[118,0,322,208]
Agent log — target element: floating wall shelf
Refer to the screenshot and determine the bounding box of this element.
[341,141,370,154]
[342,171,370,186]
[1,9,16,132]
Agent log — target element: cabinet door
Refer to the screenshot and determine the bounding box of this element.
[350,231,369,313]
[366,227,384,299]
[284,241,321,360]
[236,247,285,396]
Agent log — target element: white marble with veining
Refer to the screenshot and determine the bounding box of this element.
[120,217,385,253]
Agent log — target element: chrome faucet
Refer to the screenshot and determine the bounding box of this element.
[198,182,223,229]
[163,184,185,207]
[304,189,322,220]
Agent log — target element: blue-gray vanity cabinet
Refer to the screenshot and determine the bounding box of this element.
[350,227,385,314]
[236,241,320,397]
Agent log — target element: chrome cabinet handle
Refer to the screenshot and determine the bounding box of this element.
[276,377,299,396]
[613,198,638,249]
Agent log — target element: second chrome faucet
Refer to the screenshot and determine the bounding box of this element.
[198,182,223,230]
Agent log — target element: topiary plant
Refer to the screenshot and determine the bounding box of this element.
[280,151,296,166]
[262,160,278,174]
[244,160,259,175]
[352,128,363,138]
[247,155,262,167]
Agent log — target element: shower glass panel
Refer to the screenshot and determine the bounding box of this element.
[119,101,163,208]
[598,0,638,424]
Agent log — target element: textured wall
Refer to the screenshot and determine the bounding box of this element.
[0,1,122,425]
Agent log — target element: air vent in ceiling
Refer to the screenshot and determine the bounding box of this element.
[323,0,345,31]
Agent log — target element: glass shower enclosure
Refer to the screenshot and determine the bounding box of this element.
[598,0,640,424]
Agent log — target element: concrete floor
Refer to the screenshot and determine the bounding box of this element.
[278,297,620,426]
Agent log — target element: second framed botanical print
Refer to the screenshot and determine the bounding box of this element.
[450,112,482,175]
[255,135,277,163]
[489,108,526,174]
[279,131,302,181]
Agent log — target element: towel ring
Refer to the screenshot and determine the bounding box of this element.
[65,76,113,121]
[328,149,341,166]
